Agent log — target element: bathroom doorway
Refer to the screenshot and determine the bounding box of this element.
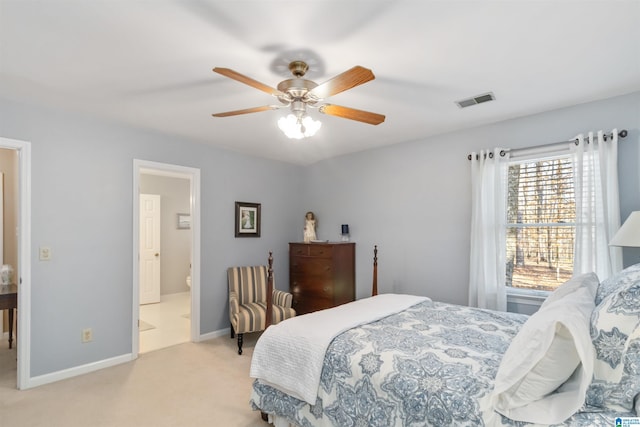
[132,160,201,356]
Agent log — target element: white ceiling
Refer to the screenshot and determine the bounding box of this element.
[1,1,639,165]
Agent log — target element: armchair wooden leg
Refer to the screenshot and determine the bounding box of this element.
[230,324,235,339]
[237,333,243,355]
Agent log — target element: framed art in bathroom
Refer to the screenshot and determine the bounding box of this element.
[235,201,261,237]
[177,213,191,229]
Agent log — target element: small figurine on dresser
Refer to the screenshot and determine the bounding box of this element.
[303,211,317,243]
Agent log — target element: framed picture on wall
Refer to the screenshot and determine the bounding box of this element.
[235,201,261,237]
[177,213,191,229]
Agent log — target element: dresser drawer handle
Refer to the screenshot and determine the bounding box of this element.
[323,287,330,292]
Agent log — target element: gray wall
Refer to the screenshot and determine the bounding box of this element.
[139,174,191,295]
[0,90,638,379]
[304,91,640,304]
[0,98,304,377]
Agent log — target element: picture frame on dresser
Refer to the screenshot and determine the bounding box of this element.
[235,201,261,237]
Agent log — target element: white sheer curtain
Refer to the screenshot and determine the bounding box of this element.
[572,129,622,279]
[469,148,508,311]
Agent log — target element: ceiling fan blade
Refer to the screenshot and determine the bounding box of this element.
[309,66,375,99]
[212,105,280,117]
[318,104,385,125]
[213,67,285,97]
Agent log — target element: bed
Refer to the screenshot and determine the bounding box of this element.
[249,248,640,426]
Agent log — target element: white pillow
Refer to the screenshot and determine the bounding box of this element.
[541,272,599,309]
[491,273,598,424]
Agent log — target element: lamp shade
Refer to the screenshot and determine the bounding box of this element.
[610,211,640,247]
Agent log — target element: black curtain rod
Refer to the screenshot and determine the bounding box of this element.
[467,129,628,161]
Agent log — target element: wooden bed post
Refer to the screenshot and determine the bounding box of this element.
[266,251,274,329]
[372,245,378,296]
[260,251,275,423]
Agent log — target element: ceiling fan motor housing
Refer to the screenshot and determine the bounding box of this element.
[277,78,319,105]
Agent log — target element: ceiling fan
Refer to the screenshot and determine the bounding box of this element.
[211,61,386,132]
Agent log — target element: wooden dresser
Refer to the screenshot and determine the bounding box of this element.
[289,242,355,315]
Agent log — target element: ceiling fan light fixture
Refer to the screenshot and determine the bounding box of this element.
[278,114,321,139]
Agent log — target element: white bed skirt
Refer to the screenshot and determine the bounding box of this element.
[269,414,295,427]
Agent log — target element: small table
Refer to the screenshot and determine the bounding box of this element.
[0,284,17,349]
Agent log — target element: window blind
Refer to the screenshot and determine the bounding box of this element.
[506,156,576,291]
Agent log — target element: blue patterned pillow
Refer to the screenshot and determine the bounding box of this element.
[595,263,640,305]
[586,277,640,412]
[585,327,640,413]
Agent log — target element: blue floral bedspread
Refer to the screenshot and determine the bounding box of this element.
[250,300,633,426]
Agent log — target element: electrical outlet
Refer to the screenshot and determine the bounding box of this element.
[81,328,93,343]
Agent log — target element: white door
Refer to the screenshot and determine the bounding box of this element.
[139,194,161,304]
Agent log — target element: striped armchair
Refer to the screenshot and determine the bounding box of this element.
[227,265,296,354]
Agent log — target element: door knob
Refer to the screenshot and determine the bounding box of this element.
[155,253,159,257]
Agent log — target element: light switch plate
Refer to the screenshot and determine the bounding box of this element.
[39,246,52,261]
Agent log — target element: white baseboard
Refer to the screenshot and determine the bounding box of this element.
[25,353,134,389]
[198,327,230,342]
[21,327,231,389]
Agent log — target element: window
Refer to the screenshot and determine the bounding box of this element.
[505,155,575,292]
[470,131,620,310]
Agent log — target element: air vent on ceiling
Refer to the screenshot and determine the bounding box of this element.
[456,92,495,108]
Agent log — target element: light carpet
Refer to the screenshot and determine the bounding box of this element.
[139,320,155,332]
[0,334,267,427]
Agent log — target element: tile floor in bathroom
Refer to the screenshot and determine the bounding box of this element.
[139,291,190,354]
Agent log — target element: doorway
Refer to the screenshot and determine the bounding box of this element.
[0,137,31,390]
[138,185,186,352]
[132,160,201,357]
